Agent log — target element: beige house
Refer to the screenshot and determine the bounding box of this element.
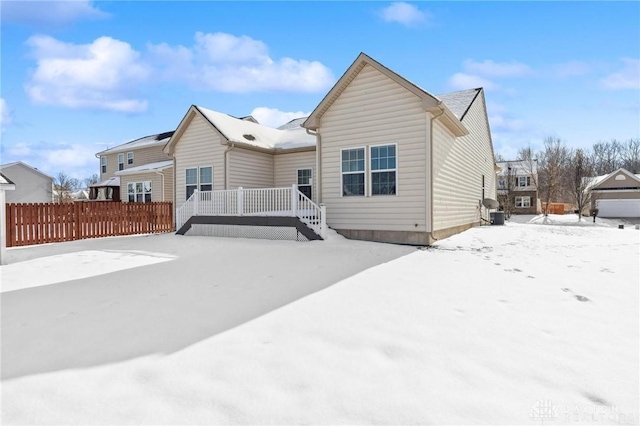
[589,168,640,217]
[302,53,497,244]
[94,132,174,202]
[0,161,53,203]
[164,53,498,244]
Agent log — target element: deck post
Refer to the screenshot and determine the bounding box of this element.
[193,190,199,216]
[320,203,327,239]
[237,187,243,216]
[291,184,297,217]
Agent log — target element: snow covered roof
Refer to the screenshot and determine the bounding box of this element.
[90,176,120,187]
[586,167,640,191]
[196,106,316,150]
[496,160,538,176]
[114,160,173,176]
[97,131,175,156]
[436,88,481,120]
[277,117,307,130]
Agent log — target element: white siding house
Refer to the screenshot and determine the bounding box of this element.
[0,162,53,203]
[303,53,497,244]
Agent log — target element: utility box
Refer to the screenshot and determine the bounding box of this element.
[490,212,505,225]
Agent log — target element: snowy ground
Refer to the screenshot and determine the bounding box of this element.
[1,217,639,425]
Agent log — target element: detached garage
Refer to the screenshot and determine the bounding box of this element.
[590,168,640,218]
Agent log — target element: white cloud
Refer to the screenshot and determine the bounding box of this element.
[148,32,334,93]
[0,98,12,129]
[250,107,310,128]
[448,73,500,91]
[601,58,640,90]
[462,59,532,78]
[1,0,109,25]
[25,35,149,112]
[379,2,429,27]
[2,141,99,180]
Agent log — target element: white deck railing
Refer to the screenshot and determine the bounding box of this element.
[176,185,327,239]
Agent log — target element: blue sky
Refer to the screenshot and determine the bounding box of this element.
[1,1,638,181]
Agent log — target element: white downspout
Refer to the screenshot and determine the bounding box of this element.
[429,104,445,242]
[306,128,321,203]
[154,170,165,201]
[224,143,235,190]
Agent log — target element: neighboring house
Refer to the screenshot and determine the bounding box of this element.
[0,161,53,203]
[496,160,540,215]
[93,132,175,202]
[0,172,16,265]
[166,53,498,244]
[302,53,497,244]
[588,168,640,217]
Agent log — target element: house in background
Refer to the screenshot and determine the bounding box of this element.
[0,172,16,265]
[0,161,53,203]
[166,53,498,244]
[302,53,497,244]
[93,131,175,202]
[589,168,640,217]
[496,160,540,215]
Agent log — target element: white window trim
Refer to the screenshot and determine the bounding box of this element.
[101,156,107,174]
[186,166,213,200]
[118,153,125,171]
[515,196,531,208]
[340,146,367,197]
[369,143,398,197]
[297,168,313,198]
[518,176,531,187]
[127,151,134,165]
[127,180,152,203]
[199,165,213,191]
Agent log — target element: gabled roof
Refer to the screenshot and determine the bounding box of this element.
[436,88,481,121]
[0,161,54,180]
[165,106,316,154]
[96,131,175,156]
[114,160,173,176]
[302,52,467,137]
[590,167,640,190]
[277,117,307,130]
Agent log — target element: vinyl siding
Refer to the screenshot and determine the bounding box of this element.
[173,113,226,204]
[119,172,163,202]
[274,150,316,201]
[99,144,170,178]
[0,164,52,203]
[319,64,428,232]
[432,93,496,231]
[228,147,274,188]
[162,166,174,202]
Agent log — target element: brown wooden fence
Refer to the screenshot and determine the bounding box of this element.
[5,202,173,247]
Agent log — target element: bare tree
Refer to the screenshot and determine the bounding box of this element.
[517,144,540,189]
[53,172,80,203]
[83,173,99,188]
[566,148,595,221]
[538,137,570,215]
[592,139,622,175]
[494,152,506,163]
[620,138,640,173]
[496,161,518,219]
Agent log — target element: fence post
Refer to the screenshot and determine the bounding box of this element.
[193,190,199,217]
[291,184,298,217]
[320,203,327,239]
[237,187,243,216]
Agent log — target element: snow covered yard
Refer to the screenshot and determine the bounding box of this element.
[1,218,638,425]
